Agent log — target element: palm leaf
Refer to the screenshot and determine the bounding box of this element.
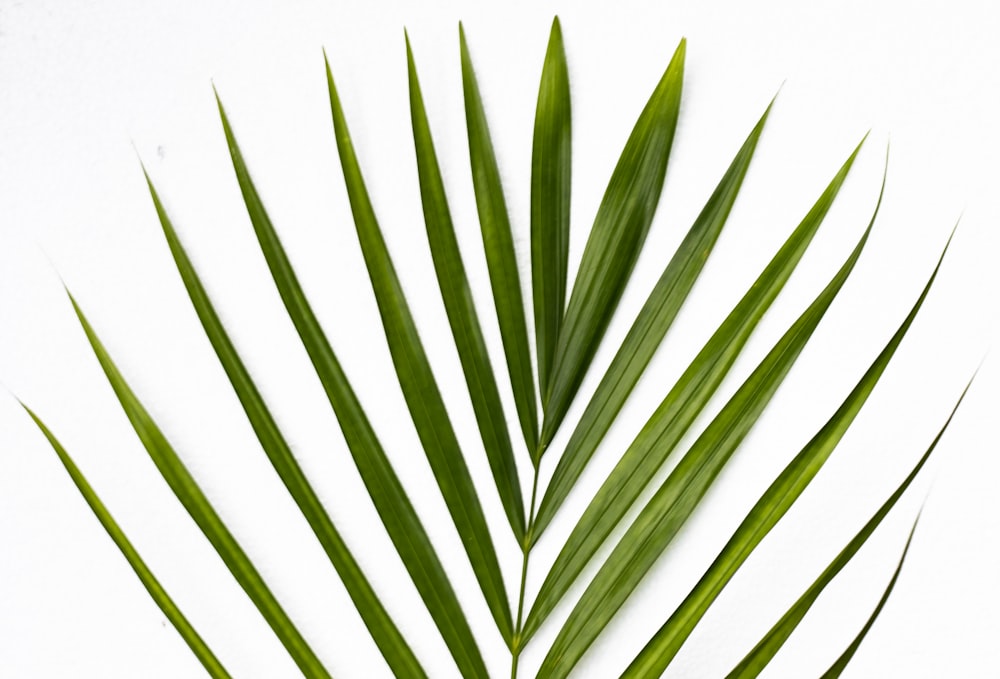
[460,23,540,455]
[325,54,512,650]
[524,142,873,646]
[540,38,685,449]
[142,171,426,677]
[531,16,572,399]
[727,375,970,678]
[14,17,969,679]
[533,166,880,677]
[215,94,487,678]
[406,33,527,545]
[531,97,776,543]
[620,232,952,678]
[20,404,233,679]
[64,292,332,679]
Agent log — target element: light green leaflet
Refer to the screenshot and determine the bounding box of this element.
[405,34,526,543]
[64,293,332,679]
[142,172,425,677]
[620,233,953,678]
[531,98,777,543]
[216,93,486,678]
[325,55,512,652]
[524,141,872,647]
[531,17,571,399]
[533,158,881,678]
[541,38,685,450]
[21,405,233,679]
[460,23,540,455]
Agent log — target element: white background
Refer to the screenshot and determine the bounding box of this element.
[1,1,998,677]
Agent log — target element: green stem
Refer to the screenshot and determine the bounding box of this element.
[511,464,541,679]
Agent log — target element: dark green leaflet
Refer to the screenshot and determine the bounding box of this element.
[531,16,572,399]
[532,99,776,543]
[405,35,526,544]
[540,39,685,450]
[216,93,486,678]
[620,232,953,678]
[325,55,512,654]
[22,405,233,679]
[819,518,921,679]
[66,293,332,679]
[534,172,878,678]
[727,378,970,677]
[143,172,426,677]
[460,23,540,455]
[523,141,871,647]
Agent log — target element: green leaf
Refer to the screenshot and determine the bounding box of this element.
[531,16,572,399]
[216,92,486,678]
[21,405,233,679]
[143,172,426,678]
[728,378,971,678]
[540,38,685,449]
[405,35,526,543]
[326,53,512,652]
[460,23,540,455]
[532,98,775,542]
[524,142,871,646]
[819,515,923,679]
[65,293,332,679]
[620,231,953,679]
[534,168,879,678]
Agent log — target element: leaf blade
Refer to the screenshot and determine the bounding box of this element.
[727,377,971,678]
[540,39,685,448]
[620,232,953,678]
[21,405,233,679]
[534,178,879,677]
[405,36,526,543]
[533,98,775,541]
[531,16,572,399]
[460,23,540,455]
[143,172,427,678]
[215,92,488,678]
[524,142,870,644]
[325,54,511,657]
[818,517,921,679]
[66,294,332,679]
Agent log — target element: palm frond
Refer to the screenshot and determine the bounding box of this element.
[12,16,971,679]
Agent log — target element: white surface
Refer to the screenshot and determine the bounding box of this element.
[1,1,997,677]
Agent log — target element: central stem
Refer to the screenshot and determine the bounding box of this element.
[511,465,541,679]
